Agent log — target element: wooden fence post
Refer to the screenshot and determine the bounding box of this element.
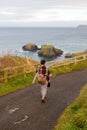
[23,67,26,77]
[4,70,8,83]
[14,68,17,77]
[83,55,86,60]
[75,57,77,64]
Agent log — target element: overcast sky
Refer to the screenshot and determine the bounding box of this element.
[0,0,87,27]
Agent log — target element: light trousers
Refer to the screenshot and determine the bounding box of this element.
[41,81,48,98]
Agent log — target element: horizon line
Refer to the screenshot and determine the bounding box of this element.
[0,26,78,28]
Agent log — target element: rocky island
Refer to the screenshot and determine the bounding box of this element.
[65,53,75,58]
[38,45,63,58]
[22,43,39,51]
[22,43,63,59]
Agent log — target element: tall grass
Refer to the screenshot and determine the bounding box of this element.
[0,55,39,96]
[0,55,38,69]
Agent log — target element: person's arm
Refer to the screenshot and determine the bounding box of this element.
[48,69,50,75]
[32,73,37,84]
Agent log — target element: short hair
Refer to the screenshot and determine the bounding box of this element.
[40,59,46,65]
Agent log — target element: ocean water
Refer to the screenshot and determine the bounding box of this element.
[0,27,87,61]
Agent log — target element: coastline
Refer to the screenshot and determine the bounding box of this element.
[0,27,87,61]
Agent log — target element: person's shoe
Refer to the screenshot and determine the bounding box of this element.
[47,82,50,87]
[41,99,45,103]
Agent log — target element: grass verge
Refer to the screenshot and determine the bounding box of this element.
[54,84,87,130]
[0,72,35,96]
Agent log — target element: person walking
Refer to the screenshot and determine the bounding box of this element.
[32,59,50,103]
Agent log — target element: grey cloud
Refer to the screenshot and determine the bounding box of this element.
[0,0,87,26]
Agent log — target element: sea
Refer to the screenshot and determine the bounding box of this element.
[0,27,87,61]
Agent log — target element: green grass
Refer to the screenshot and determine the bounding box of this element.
[54,84,87,130]
[0,72,35,96]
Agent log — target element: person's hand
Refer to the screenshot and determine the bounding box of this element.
[50,74,52,77]
[32,81,34,84]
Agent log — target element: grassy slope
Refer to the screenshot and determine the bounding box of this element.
[54,85,87,130]
[0,55,38,69]
[0,72,35,96]
[0,55,38,96]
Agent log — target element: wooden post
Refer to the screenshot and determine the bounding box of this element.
[83,55,86,60]
[14,68,17,77]
[75,57,77,64]
[4,70,8,83]
[23,67,26,77]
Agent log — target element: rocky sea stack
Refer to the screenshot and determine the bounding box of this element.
[38,45,63,58]
[22,43,39,51]
[65,53,75,58]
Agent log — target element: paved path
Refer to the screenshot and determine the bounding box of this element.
[0,69,87,130]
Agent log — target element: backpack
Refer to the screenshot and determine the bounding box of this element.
[36,66,47,85]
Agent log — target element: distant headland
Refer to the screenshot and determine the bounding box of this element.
[77,25,87,28]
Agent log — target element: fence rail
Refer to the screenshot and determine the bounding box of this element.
[0,63,40,83]
[47,54,87,68]
[0,54,87,83]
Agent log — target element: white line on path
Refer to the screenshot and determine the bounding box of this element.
[6,105,19,114]
[14,115,29,124]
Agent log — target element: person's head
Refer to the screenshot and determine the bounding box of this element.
[40,59,46,65]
